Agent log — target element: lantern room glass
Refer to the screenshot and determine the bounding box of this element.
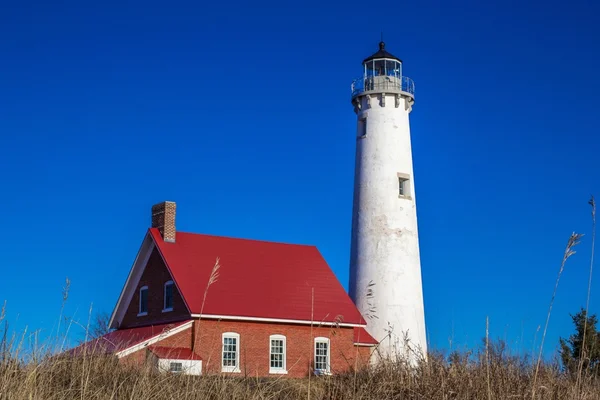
[364,58,402,80]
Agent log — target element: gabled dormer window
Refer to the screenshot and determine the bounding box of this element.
[163,280,174,312]
[138,286,148,316]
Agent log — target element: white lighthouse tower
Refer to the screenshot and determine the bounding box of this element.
[349,42,427,360]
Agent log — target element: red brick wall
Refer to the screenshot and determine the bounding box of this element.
[118,320,372,377]
[159,325,193,348]
[120,247,190,329]
[192,319,372,377]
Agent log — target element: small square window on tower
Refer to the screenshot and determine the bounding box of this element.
[397,173,412,199]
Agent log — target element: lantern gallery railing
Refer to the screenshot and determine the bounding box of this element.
[351,76,415,98]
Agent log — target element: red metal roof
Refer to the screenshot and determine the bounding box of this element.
[353,327,378,346]
[71,320,192,356]
[149,346,202,360]
[149,228,365,325]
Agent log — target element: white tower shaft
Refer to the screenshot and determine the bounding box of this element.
[349,46,427,360]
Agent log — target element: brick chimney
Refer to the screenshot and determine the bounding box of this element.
[151,201,176,243]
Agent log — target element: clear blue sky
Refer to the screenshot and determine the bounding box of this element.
[1,0,599,356]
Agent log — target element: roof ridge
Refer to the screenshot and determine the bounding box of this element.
[172,229,318,248]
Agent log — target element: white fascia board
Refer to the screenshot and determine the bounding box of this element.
[115,320,193,359]
[109,233,155,329]
[190,314,365,328]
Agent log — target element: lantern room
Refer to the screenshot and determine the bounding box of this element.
[351,41,414,100]
[363,41,402,80]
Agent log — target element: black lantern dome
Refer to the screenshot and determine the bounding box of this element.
[362,41,402,64]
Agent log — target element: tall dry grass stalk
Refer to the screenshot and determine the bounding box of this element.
[55,277,70,348]
[576,195,596,394]
[308,287,314,400]
[201,258,221,317]
[532,232,584,399]
[194,257,220,351]
[486,316,491,400]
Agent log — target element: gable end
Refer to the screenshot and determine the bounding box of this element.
[109,231,190,329]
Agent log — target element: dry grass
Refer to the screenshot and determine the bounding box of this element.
[1,334,600,399]
[532,232,584,398]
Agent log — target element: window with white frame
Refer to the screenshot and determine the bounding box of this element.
[397,173,411,199]
[269,334,287,374]
[314,337,330,374]
[221,332,240,373]
[138,286,148,316]
[163,280,174,312]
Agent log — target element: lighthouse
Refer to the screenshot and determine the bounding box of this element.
[348,42,427,360]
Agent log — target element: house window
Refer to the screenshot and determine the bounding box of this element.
[397,173,411,199]
[269,334,287,374]
[314,337,330,374]
[169,362,183,372]
[163,280,174,312]
[222,332,240,373]
[138,286,148,316]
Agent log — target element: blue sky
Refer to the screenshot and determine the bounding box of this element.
[1,0,599,356]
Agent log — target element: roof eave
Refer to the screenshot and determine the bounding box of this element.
[190,313,366,327]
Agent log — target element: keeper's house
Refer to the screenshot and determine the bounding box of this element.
[76,201,377,377]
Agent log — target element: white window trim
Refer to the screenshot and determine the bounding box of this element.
[314,337,331,375]
[137,286,148,317]
[162,280,174,312]
[221,332,241,373]
[397,172,412,200]
[269,334,287,374]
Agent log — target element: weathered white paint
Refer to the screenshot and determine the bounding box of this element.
[349,70,427,361]
[157,358,202,375]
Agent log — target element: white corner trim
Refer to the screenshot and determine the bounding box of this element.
[109,234,155,329]
[190,314,365,328]
[115,320,193,359]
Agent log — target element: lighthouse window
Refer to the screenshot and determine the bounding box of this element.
[397,173,411,199]
[399,178,406,196]
[358,117,367,139]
